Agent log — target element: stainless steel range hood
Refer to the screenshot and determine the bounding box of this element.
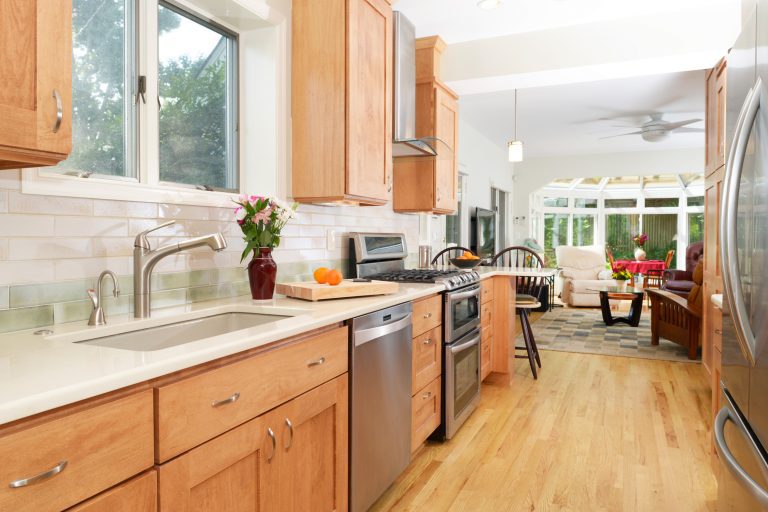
[392,12,445,158]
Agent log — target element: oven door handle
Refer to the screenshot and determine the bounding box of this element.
[450,334,480,354]
[447,286,480,302]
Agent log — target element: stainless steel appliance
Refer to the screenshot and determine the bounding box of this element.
[715,2,768,509]
[349,232,483,442]
[350,302,413,512]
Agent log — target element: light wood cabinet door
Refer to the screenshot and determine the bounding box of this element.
[0,0,72,169]
[346,0,392,204]
[705,59,726,176]
[411,376,441,453]
[67,471,157,512]
[158,413,276,512]
[434,86,458,212]
[291,0,391,205]
[269,374,348,512]
[412,325,442,394]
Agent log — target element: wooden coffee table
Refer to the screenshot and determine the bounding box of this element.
[588,286,645,327]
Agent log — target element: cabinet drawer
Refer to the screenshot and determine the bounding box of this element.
[481,335,492,372]
[156,325,348,462]
[412,325,442,394]
[0,391,153,512]
[480,280,494,304]
[411,376,441,453]
[412,294,442,336]
[66,470,156,512]
[481,303,492,329]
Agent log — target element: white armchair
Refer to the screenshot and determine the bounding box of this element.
[555,245,616,307]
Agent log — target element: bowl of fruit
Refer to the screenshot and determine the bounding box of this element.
[449,251,482,269]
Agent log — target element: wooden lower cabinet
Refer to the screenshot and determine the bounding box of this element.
[67,471,157,512]
[158,375,348,512]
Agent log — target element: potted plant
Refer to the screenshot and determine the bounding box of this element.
[234,195,298,300]
[633,233,648,261]
[612,264,632,291]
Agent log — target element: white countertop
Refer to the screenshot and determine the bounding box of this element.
[0,266,554,425]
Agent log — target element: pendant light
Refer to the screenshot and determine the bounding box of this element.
[508,89,524,162]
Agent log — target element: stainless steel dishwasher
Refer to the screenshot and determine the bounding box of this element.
[350,302,413,512]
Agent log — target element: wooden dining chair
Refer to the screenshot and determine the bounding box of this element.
[491,246,545,379]
[646,249,675,289]
[606,246,616,269]
[431,246,472,266]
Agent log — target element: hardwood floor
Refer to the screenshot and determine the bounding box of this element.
[371,350,717,511]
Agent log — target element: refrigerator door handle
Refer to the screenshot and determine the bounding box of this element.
[715,406,768,506]
[720,76,762,366]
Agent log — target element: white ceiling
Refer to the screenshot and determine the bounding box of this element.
[393,0,738,44]
[459,71,705,158]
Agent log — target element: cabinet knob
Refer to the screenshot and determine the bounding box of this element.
[714,329,723,335]
[307,357,326,367]
[284,418,294,450]
[9,460,68,488]
[422,391,432,400]
[423,312,432,319]
[266,428,276,462]
[422,338,432,345]
[387,174,393,193]
[211,391,240,408]
[52,89,63,133]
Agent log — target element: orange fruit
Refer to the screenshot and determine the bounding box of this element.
[313,267,329,284]
[326,269,343,286]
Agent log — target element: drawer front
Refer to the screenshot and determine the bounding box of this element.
[66,470,157,512]
[156,325,348,462]
[480,280,494,304]
[481,303,492,329]
[412,325,442,394]
[0,391,154,512]
[411,377,441,453]
[481,335,492,381]
[412,294,442,336]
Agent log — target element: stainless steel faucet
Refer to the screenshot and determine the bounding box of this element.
[133,220,227,318]
[88,270,120,326]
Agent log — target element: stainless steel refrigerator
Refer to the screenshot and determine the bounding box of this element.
[716,1,768,509]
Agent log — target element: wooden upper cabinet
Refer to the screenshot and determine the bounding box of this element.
[292,0,392,205]
[705,58,727,176]
[393,36,459,214]
[0,0,72,170]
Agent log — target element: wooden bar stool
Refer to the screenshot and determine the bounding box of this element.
[491,246,545,379]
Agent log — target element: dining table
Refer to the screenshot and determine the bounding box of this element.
[614,259,666,274]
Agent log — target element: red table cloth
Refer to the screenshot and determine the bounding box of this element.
[614,259,666,274]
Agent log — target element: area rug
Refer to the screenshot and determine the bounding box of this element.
[516,307,699,363]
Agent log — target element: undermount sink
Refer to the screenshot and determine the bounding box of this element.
[71,311,296,352]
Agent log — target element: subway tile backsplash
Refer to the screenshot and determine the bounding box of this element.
[0,171,420,333]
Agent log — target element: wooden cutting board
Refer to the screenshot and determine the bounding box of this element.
[276,280,399,301]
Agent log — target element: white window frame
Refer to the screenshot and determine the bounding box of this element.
[22,0,288,207]
[532,181,705,270]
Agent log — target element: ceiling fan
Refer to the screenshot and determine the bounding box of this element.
[600,114,703,142]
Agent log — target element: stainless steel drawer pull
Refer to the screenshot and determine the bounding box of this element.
[307,357,326,367]
[422,391,432,400]
[211,392,240,408]
[284,418,294,450]
[423,312,432,319]
[422,338,432,345]
[52,89,63,133]
[266,428,276,462]
[9,460,68,488]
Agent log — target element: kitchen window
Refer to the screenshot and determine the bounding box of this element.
[21,0,276,206]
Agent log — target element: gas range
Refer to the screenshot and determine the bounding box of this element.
[347,233,481,291]
[364,268,480,291]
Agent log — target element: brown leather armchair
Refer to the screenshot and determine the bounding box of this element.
[646,261,703,360]
[662,241,704,298]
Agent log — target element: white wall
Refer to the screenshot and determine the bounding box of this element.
[458,118,515,210]
[511,148,704,241]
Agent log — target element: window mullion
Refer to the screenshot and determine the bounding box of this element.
[142,0,160,187]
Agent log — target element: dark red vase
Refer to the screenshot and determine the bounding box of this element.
[247,248,277,300]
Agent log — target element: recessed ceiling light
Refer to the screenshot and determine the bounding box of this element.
[477,0,502,10]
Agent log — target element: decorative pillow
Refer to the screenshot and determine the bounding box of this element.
[597,269,613,280]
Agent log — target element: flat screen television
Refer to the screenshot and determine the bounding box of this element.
[470,207,497,261]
